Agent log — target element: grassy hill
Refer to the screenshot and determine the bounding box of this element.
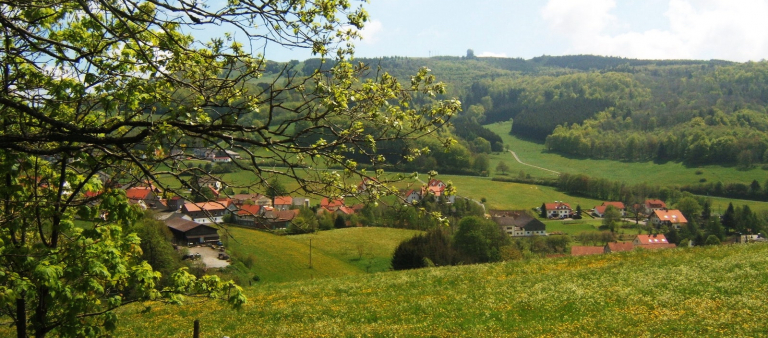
[219,227,420,283]
[485,120,768,187]
[115,243,768,337]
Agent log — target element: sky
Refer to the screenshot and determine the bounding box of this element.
[259,0,768,62]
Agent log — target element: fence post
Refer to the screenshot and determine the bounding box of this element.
[193,319,200,338]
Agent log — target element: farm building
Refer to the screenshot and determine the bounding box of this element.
[165,218,220,245]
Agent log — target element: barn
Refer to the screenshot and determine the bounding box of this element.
[165,218,220,245]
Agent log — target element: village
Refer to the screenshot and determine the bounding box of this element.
[108,158,759,271]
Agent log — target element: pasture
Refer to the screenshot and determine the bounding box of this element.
[114,243,768,337]
[485,121,768,187]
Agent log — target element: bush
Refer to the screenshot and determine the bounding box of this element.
[695,170,704,175]
[391,229,457,270]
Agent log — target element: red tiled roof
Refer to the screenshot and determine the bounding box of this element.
[545,202,571,210]
[606,242,634,252]
[571,246,604,256]
[126,187,152,200]
[645,199,667,209]
[337,206,355,215]
[321,198,344,208]
[237,204,261,216]
[637,243,677,249]
[183,201,228,212]
[635,234,670,244]
[274,196,293,205]
[652,210,687,224]
[601,201,625,209]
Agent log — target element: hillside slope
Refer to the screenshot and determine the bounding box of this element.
[116,243,768,337]
[220,227,421,283]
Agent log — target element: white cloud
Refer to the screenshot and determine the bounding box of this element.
[541,0,617,43]
[359,19,383,44]
[541,0,768,61]
[478,52,508,58]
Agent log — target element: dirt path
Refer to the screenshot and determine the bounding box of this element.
[508,150,560,175]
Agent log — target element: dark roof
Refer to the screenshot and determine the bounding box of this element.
[491,210,544,229]
[166,218,215,233]
[522,218,546,231]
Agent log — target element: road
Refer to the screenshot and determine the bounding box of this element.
[508,150,560,175]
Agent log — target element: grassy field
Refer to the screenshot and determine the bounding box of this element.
[485,121,768,187]
[113,243,768,337]
[220,226,420,283]
[544,219,601,235]
[220,227,362,283]
[439,174,604,211]
[289,227,422,273]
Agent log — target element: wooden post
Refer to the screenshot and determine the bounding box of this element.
[193,319,200,338]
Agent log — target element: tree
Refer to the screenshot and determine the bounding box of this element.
[473,153,490,174]
[266,178,288,205]
[334,215,347,229]
[602,205,622,233]
[495,161,510,174]
[0,1,460,336]
[723,203,736,234]
[391,229,457,270]
[540,203,547,218]
[452,216,509,263]
[675,197,702,222]
[288,208,319,234]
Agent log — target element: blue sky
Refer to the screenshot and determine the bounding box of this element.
[227,0,768,62]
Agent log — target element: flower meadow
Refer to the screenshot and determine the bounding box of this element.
[112,243,768,337]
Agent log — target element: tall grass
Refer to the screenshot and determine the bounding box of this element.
[113,243,768,337]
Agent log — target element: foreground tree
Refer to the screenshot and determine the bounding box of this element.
[0,1,459,336]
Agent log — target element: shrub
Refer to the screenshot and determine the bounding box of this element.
[391,229,457,270]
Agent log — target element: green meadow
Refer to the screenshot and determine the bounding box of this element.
[219,226,419,283]
[439,174,604,211]
[485,121,768,187]
[113,242,768,337]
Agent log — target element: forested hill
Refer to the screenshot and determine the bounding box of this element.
[263,55,768,167]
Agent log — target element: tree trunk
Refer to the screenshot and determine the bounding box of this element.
[16,298,26,338]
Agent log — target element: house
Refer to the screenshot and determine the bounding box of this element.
[357,177,378,194]
[273,196,293,211]
[292,197,310,208]
[644,199,667,213]
[336,206,355,216]
[604,242,634,253]
[165,218,220,245]
[234,204,262,226]
[649,209,688,229]
[491,210,548,237]
[320,198,344,211]
[404,189,422,204]
[633,234,677,249]
[231,193,272,206]
[571,246,604,256]
[593,202,626,217]
[211,154,232,163]
[125,186,162,209]
[181,201,230,224]
[421,178,456,203]
[544,202,572,219]
[167,196,185,211]
[258,209,299,230]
